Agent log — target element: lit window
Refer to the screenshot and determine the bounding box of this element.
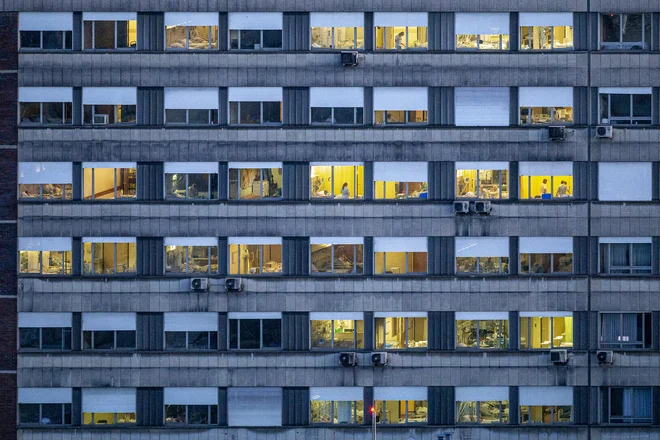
[520,387,573,424]
[82,87,137,125]
[599,88,652,125]
[519,237,573,275]
[82,388,136,425]
[310,314,364,349]
[375,13,428,50]
[519,314,573,349]
[455,162,509,199]
[374,237,427,275]
[229,13,282,50]
[82,239,136,275]
[374,162,427,200]
[375,314,427,349]
[165,13,219,50]
[83,163,137,199]
[228,238,282,275]
[456,312,509,349]
[519,87,573,125]
[601,14,651,50]
[310,163,364,200]
[19,238,72,275]
[18,388,72,426]
[229,313,282,350]
[228,88,282,125]
[606,388,652,424]
[456,13,509,50]
[164,388,219,425]
[519,162,573,200]
[599,239,652,274]
[311,13,364,50]
[19,13,73,50]
[374,87,428,126]
[520,13,573,50]
[18,162,72,200]
[374,388,427,424]
[599,313,652,350]
[456,387,509,424]
[310,387,363,424]
[83,13,137,49]
[228,163,283,200]
[455,237,509,275]
[164,238,219,274]
[165,162,219,200]
[310,239,363,275]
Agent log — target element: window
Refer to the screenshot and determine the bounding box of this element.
[228,87,282,125]
[164,388,218,425]
[229,13,282,50]
[19,13,72,50]
[375,313,428,349]
[519,87,573,125]
[600,313,652,349]
[83,13,137,50]
[601,14,651,50]
[310,87,364,125]
[82,388,136,425]
[164,237,219,274]
[311,13,364,50]
[519,313,573,349]
[310,313,364,350]
[165,162,219,200]
[19,238,72,275]
[455,162,509,199]
[165,12,219,50]
[599,238,652,274]
[374,388,427,424]
[82,313,136,351]
[164,88,219,125]
[599,88,652,125]
[83,238,136,275]
[310,387,363,424]
[18,388,72,426]
[519,237,573,274]
[228,163,283,200]
[598,162,652,201]
[83,162,137,199]
[18,313,72,351]
[83,87,137,125]
[228,388,282,426]
[374,162,428,199]
[455,237,510,275]
[456,312,509,349]
[606,387,652,424]
[18,162,72,200]
[520,13,573,50]
[520,387,573,424]
[18,87,73,125]
[229,313,282,350]
[455,88,510,126]
[456,387,509,424]
[164,313,218,350]
[375,13,428,50]
[374,88,428,125]
[310,163,364,200]
[519,162,573,200]
[228,238,282,275]
[374,237,428,275]
[310,238,363,275]
[456,13,510,50]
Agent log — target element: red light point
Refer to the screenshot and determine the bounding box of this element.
[370,406,375,413]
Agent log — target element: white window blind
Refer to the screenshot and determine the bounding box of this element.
[373,162,428,182]
[455,13,509,35]
[519,237,573,254]
[228,162,283,169]
[519,387,573,406]
[228,87,282,102]
[310,87,364,108]
[19,87,73,103]
[310,13,364,28]
[598,162,652,201]
[599,237,652,244]
[82,389,136,413]
[82,162,137,169]
[164,237,218,247]
[519,87,573,107]
[456,161,509,171]
[19,388,72,404]
[519,162,573,176]
[455,88,510,126]
[374,387,427,401]
[455,237,509,257]
[82,237,136,243]
[81,313,136,331]
[19,237,72,251]
[164,88,219,110]
[455,387,509,401]
[164,162,219,174]
[373,237,427,252]
[19,162,72,184]
[82,87,137,105]
[374,312,427,318]
[19,12,74,30]
[83,12,137,21]
[310,387,363,401]
[227,312,282,319]
[309,312,364,321]
[599,87,652,95]
[164,313,218,332]
[455,312,509,320]
[519,13,573,27]
[18,312,72,328]
[309,237,364,245]
[164,387,218,405]
[519,311,573,318]
[373,88,428,111]
[228,388,282,426]
[228,13,283,30]
[311,162,363,167]
[373,12,428,27]
[164,12,219,27]
[228,237,282,245]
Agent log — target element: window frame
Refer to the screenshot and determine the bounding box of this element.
[374,316,428,350]
[373,181,427,200]
[228,167,283,200]
[519,106,574,125]
[374,110,428,126]
[310,26,364,50]
[310,107,364,125]
[164,404,219,425]
[606,387,653,424]
[599,242,653,274]
[18,327,72,351]
[19,101,73,125]
[310,164,364,200]
[456,319,509,350]
[373,251,428,275]
[310,400,363,424]
[310,243,364,275]
[455,167,509,199]
[456,400,509,424]
[519,316,573,350]
[83,104,137,125]
[165,25,219,50]
[599,312,652,350]
[455,256,510,275]
[518,175,573,200]
[83,412,136,425]
[229,29,283,50]
[19,30,73,50]
[19,250,72,275]
[83,20,137,50]
[457,33,509,50]
[374,399,428,424]
[18,183,72,200]
[600,14,652,50]
[228,101,282,125]
[309,318,364,350]
[519,252,573,275]
[83,166,137,200]
[228,243,283,275]
[164,331,219,350]
[165,108,219,125]
[599,92,652,125]
[228,318,282,350]
[82,241,136,275]
[519,26,574,51]
[520,405,573,424]
[82,329,136,351]
[164,172,219,200]
[18,403,72,426]
[375,26,428,51]
[164,245,219,275]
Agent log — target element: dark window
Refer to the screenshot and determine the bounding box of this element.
[165,405,218,425]
[230,101,282,125]
[600,243,652,274]
[19,327,71,350]
[600,93,652,125]
[20,30,72,50]
[19,403,72,425]
[230,29,282,50]
[229,318,282,350]
[20,31,41,48]
[19,328,40,349]
[165,331,218,350]
[599,313,652,349]
[311,107,364,125]
[83,330,136,350]
[601,14,651,50]
[608,388,652,423]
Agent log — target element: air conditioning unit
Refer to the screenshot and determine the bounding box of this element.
[548,126,566,141]
[371,352,388,366]
[340,51,359,66]
[596,125,613,139]
[550,349,568,364]
[225,277,243,292]
[93,114,109,125]
[453,201,470,214]
[474,200,492,215]
[190,278,208,292]
[597,350,614,364]
[339,352,357,367]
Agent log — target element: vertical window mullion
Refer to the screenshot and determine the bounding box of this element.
[237,320,241,349]
[91,22,95,49]
[405,317,409,348]
[186,27,190,49]
[259,319,263,349]
[260,102,264,124]
[331,167,335,197]
[185,247,190,274]
[259,170,263,198]
[114,22,118,49]
[405,252,409,275]
[330,246,335,273]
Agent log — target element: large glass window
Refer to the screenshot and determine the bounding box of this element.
[83,166,136,199]
[374,110,427,125]
[520,405,572,424]
[229,101,282,125]
[165,13,219,50]
[83,241,136,275]
[229,316,282,350]
[312,107,363,125]
[310,242,363,275]
[456,168,508,199]
[456,257,509,274]
[19,162,73,200]
[374,162,428,200]
[82,389,136,425]
[165,331,218,350]
[20,31,72,50]
[457,34,509,50]
[229,166,283,200]
[165,242,219,274]
[600,91,652,125]
[84,19,137,49]
[374,389,427,424]
[520,315,573,349]
[312,26,364,50]
[457,400,509,423]
[374,251,427,275]
[607,388,652,424]
[166,109,218,125]
[456,317,509,349]
[19,327,71,350]
[228,242,282,275]
[519,387,573,424]
[456,13,510,50]
[601,14,651,50]
[310,317,364,350]
[311,399,363,424]
[599,313,652,350]
[230,29,282,50]
[165,173,219,200]
[375,26,428,50]
[83,104,136,125]
[19,238,72,275]
[520,253,573,274]
[519,87,573,125]
[165,404,218,425]
[375,316,427,350]
[19,183,71,200]
[164,313,218,350]
[520,14,573,51]
[19,102,72,125]
[311,164,364,200]
[19,403,72,425]
[83,330,135,350]
[519,174,573,199]
[600,242,652,274]
[455,236,511,275]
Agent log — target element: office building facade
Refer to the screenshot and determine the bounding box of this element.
[2,0,660,439]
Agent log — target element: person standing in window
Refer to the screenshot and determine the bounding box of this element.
[395,32,405,49]
[556,180,568,197]
[540,178,548,195]
[341,182,350,198]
